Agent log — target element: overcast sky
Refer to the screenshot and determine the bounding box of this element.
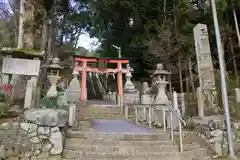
[77,33,100,51]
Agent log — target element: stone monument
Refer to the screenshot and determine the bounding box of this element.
[64,69,81,127]
[141,82,151,104]
[123,64,140,104]
[65,70,81,103]
[194,23,218,117]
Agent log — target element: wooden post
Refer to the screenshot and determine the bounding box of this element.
[80,60,87,101]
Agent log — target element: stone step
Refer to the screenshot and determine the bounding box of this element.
[77,111,123,115]
[180,147,208,159]
[77,113,124,116]
[78,115,126,118]
[78,110,134,114]
[178,132,216,156]
[62,148,211,160]
[182,142,201,151]
[77,107,121,112]
[77,113,126,117]
[65,138,201,151]
[65,138,174,146]
[65,139,178,153]
[77,117,126,121]
[66,130,171,141]
[77,114,135,118]
[62,149,179,159]
[76,113,124,117]
[64,144,178,154]
[180,155,212,160]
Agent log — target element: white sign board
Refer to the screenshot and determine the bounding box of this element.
[2,57,40,76]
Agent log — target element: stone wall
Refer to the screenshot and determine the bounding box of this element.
[0,108,68,160]
[190,117,240,157]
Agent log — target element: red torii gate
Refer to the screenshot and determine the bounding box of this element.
[74,57,129,102]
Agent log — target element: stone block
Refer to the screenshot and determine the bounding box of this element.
[68,103,76,127]
[50,131,63,155]
[24,108,68,127]
[140,95,151,105]
[124,92,140,104]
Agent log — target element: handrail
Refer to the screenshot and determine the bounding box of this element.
[132,93,185,153]
[104,91,186,152]
[150,94,186,126]
[154,104,186,126]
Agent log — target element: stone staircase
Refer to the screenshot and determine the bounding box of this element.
[77,104,135,121]
[64,131,180,160]
[77,105,126,120]
[174,131,215,160]
[63,103,213,160]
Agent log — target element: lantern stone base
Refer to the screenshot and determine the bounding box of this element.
[140,94,152,104]
[123,90,140,104]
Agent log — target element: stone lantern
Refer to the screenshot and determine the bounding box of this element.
[46,57,63,97]
[124,64,136,91]
[151,63,172,128]
[123,63,140,104]
[152,63,171,105]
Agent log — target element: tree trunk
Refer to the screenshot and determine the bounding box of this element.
[188,56,195,91]
[168,63,172,100]
[229,37,239,86]
[41,12,48,52]
[233,8,240,47]
[23,0,36,49]
[8,0,19,47]
[178,56,183,93]
[17,0,24,48]
[47,21,53,58]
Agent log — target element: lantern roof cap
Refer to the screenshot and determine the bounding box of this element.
[152,63,170,76]
[47,57,63,69]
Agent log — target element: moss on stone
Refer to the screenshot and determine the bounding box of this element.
[14,48,43,55]
[1,48,43,55]
[0,47,44,59]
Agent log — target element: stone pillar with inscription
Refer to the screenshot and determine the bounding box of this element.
[194,23,218,117]
[31,58,40,108]
[24,58,41,109]
[24,78,35,109]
